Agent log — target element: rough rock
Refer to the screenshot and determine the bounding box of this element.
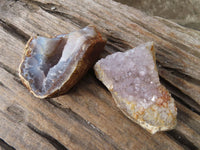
[94,42,177,134]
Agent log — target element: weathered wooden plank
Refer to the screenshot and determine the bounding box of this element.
[0,0,199,149]
[175,102,200,148]
[0,26,24,74]
[0,110,56,150]
[0,68,120,150]
[0,63,185,149]
[0,28,185,148]
[2,0,198,107]
[0,6,184,150]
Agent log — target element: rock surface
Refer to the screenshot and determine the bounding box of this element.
[19,26,106,98]
[94,42,177,134]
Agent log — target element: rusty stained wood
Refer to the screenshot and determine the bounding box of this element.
[0,0,199,149]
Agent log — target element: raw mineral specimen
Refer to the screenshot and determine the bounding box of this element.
[19,26,106,98]
[94,42,177,134]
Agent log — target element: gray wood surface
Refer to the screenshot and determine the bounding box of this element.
[0,0,199,149]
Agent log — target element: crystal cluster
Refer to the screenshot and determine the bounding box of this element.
[94,42,177,134]
[19,26,106,98]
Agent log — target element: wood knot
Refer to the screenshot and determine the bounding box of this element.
[6,104,25,123]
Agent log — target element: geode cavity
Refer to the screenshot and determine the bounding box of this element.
[19,26,106,98]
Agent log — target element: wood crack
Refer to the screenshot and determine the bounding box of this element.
[0,63,24,90]
[106,35,132,52]
[174,94,200,115]
[0,138,16,150]
[160,77,200,114]
[46,98,121,150]
[159,66,200,109]
[0,81,9,89]
[177,109,200,134]
[27,123,68,150]
[34,108,99,150]
[161,66,200,87]
[13,76,24,87]
[20,0,89,28]
[0,62,18,78]
[167,130,199,150]
[42,9,88,28]
[0,18,29,43]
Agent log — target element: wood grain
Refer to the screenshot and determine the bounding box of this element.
[0,0,199,149]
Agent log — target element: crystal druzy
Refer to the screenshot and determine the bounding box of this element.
[19,26,106,98]
[94,42,177,134]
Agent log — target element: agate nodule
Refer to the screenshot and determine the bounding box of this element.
[94,42,177,134]
[19,26,106,98]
